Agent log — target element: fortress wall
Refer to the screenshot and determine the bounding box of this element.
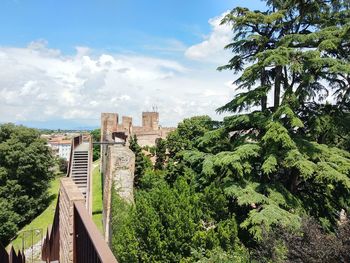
[101,113,118,142]
[135,133,161,147]
[102,145,135,244]
[102,145,112,243]
[133,127,175,147]
[142,112,159,131]
[59,178,85,263]
[100,112,174,244]
[159,127,176,137]
[122,116,133,132]
[100,112,174,148]
[101,113,119,178]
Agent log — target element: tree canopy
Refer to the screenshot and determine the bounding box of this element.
[110,0,350,261]
[0,124,54,245]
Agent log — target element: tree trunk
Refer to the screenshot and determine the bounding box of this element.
[289,171,299,194]
[274,66,282,111]
[261,70,268,111]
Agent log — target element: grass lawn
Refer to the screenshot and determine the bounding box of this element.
[92,160,104,234]
[9,161,104,251]
[9,176,61,251]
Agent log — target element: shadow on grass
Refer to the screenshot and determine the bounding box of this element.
[46,192,57,204]
[92,210,103,215]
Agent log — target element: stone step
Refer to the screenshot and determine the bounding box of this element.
[72,171,88,174]
[72,179,87,183]
[71,177,87,181]
[69,147,90,199]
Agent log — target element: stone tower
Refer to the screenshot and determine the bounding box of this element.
[121,116,133,134]
[142,112,159,131]
[101,113,119,142]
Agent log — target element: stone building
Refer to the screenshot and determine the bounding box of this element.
[47,139,72,160]
[100,112,175,147]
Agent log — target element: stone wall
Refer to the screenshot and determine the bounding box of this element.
[122,116,133,132]
[142,111,159,131]
[100,111,175,147]
[101,113,119,142]
[102,144,135,244]
[133,126,175,147]
[59,178,85,263]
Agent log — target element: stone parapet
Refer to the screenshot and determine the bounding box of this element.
[59,178,85,263]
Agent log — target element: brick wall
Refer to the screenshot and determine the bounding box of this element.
[59,178,85,263]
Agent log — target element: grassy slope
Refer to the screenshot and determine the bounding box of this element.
[10,176,61,250]
[92,161,104,234]
[9,161,104,250]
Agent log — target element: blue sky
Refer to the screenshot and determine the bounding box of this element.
[0,0,266,129]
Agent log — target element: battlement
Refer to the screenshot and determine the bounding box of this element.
[100,113,118,142]
[100,112,175,147]
[142,111,159,131]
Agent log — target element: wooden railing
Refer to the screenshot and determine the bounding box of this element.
[0,243,25,263]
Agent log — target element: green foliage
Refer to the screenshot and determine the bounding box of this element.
[253,217,350,262]
[0,199,20,246]
[111,190,139,263]
[91,128,101,161]
[10,176,61,251]
[240,204,300,241]
[167,116,214,158]
[0,123,54,245]
[191,247,250,263]
[57,157,68,174]
[129,135,152,187]
[110,0,350,261]
[111,169,246,262]
[154,138,166,170]
[219,0,350,112]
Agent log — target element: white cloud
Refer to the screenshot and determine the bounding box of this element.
[185,11,232,64]
[0,11,238,128]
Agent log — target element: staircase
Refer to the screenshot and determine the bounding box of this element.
[70,142,90,199]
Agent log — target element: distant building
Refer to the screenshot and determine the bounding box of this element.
[101,112,175,147]
[47,139,72,160]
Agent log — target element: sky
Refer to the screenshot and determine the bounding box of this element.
[0,0,265,129]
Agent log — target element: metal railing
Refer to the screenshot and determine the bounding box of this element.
[42,197,118,262]
[67,135,83,177]
[0,243,25,263]
[74,202,118,263]
[41,180,117,263]
[41,197,60,262]
[86,135,93,214]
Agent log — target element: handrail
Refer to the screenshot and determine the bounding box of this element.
[0,244,25,263]
[67,135,83,177]
[41,183,66,262]
[86,135,93,214]
[74,201,118,263]
[42,179,118,263]
[42,196,59,262]
[0,243,9,263]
